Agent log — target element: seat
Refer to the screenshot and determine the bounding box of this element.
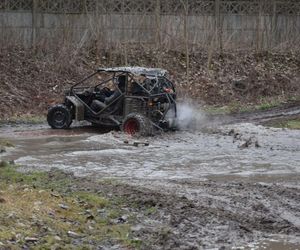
[90,100,107,112]
[91,91,123,112]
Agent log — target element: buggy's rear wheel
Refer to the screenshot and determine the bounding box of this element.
[47,104,72,129]
[122,113,152,136]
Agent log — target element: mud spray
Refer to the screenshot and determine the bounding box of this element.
[175,101,207,130]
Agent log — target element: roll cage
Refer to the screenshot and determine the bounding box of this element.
[69,67,177,121]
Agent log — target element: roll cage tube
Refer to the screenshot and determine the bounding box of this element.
[70,71,99,93]
[71,72,121,93]
[127,75,174,96]
[164,77,176,91]
[94,72,127,91]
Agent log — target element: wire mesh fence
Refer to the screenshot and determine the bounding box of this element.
[0,0,300,50]
[1,0,300,15]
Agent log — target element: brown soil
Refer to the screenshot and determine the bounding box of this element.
[0,46,299,119]
[55,171,300,249]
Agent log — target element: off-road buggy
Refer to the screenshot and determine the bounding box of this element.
[47,67,177,136]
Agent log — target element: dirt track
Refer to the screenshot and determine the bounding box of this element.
[1,105,300,249]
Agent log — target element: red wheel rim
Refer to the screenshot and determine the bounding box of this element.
[124,119,139,135]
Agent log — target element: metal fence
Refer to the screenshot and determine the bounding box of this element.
[1,0,300,50]
[1,0,300,15]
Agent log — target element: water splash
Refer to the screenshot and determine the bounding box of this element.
[176,101,207,130]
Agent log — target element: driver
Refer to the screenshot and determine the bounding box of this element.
[91,75,126,112]
[105,75,125,103]
[95,87,113,102]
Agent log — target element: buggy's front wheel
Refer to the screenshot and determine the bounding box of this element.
[47,104,72,129]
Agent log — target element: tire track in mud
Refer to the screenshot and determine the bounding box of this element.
[82,178,300,249]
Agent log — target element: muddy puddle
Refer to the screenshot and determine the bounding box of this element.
[0,117,300,249]
[1,123,299,183]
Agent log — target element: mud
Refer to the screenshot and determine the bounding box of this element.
[0,106,300,249]
[72,175,300,249]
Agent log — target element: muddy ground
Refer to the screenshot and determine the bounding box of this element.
[0,105,300,249]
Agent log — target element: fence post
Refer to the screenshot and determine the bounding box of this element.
[215,0,222,53]
[155,0,161,49]
[179,0,190,81]
[94,0,101,64]
[121,0,128,65]
[155,0,162,67]
[32,0,38,49]
[271,0,277,48]
[256,0,263,51]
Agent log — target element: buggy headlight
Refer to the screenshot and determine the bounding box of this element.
[148,100,154,107]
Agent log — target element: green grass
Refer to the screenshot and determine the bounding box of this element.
[269,119,300,130]
[0,163,138,249]
[145,206,157,215]
[204,96,299,115]
[204,103,258,115]
[203,106,232,115]
[287,120,300,129]
[254,97,286,111]
[0,114,45,125]
[75,192,109,208]
[255,102,276,111]
[0,139,14,148]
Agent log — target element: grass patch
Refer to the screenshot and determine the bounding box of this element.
[286,120,300,129]
[0,163,137,249]
[0,139,14,148]
[204,96,300,115]
[75,192,109,208]
[203,106,232,115]
[145,206,157,215]
[254,97,284,111]
[0,114,45,125]
[267,118,300,130]
[204,103,257,115]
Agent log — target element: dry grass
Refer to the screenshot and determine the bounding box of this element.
[0,165,139,249]
[0,45,299,120]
